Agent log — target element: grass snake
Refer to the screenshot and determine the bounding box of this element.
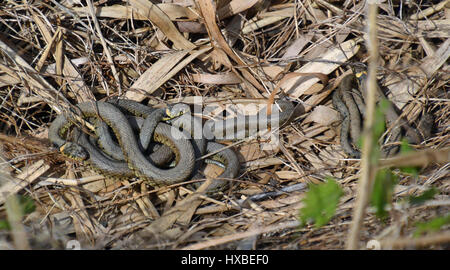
[48,101,196,187]
[49,99,297,191]
[332,72,433,158]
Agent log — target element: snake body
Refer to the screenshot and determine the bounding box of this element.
[333,72,433,158]
[95,116,175,165]
[94,101,230,191]
[332,75,362,158]
[49,99,297,191]
[165,103,236,191]
[204,99,296,141]
[73,128,140,178]
[95,99,174,162]
[160,99,297,191]
[49,101,196,186]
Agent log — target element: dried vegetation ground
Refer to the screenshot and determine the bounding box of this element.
[0,0,449,250]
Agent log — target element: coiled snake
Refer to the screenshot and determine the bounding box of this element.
[333,71,433,158]
[49,99,297,191]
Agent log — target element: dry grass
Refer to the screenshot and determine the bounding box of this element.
[0,0,449,250]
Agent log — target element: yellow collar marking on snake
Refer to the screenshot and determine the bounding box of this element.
[355,71,367,79]
[163,107,185,121]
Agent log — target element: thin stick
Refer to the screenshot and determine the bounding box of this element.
[381,232,450,249]
[182,220,300,250]
[346,1,379,250]
[86,0,122,96]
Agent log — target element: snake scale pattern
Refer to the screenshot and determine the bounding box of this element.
[333,71,434,158]
[49,99,296,192]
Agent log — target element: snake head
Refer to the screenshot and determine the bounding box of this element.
[164,103,191,121]
[355,70,368,89]
[59,142,89,161]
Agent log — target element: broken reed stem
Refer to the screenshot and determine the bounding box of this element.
[346,2,379,250]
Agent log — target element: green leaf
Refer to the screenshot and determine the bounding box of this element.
[374,100,388,142]
[371,169,397,219]
[399,138,414,154]
[0,220,10,230]
[399,166,419,177]
[414,215,450,237]
[1,195,35,232]
[370,99,389,162]
[299,178,343,228]
[408,187,439,205]
[17,195,35,215]
[395,139,420,177]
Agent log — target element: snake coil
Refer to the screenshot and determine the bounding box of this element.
[333,71,434,158]
[48,99,298,192]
